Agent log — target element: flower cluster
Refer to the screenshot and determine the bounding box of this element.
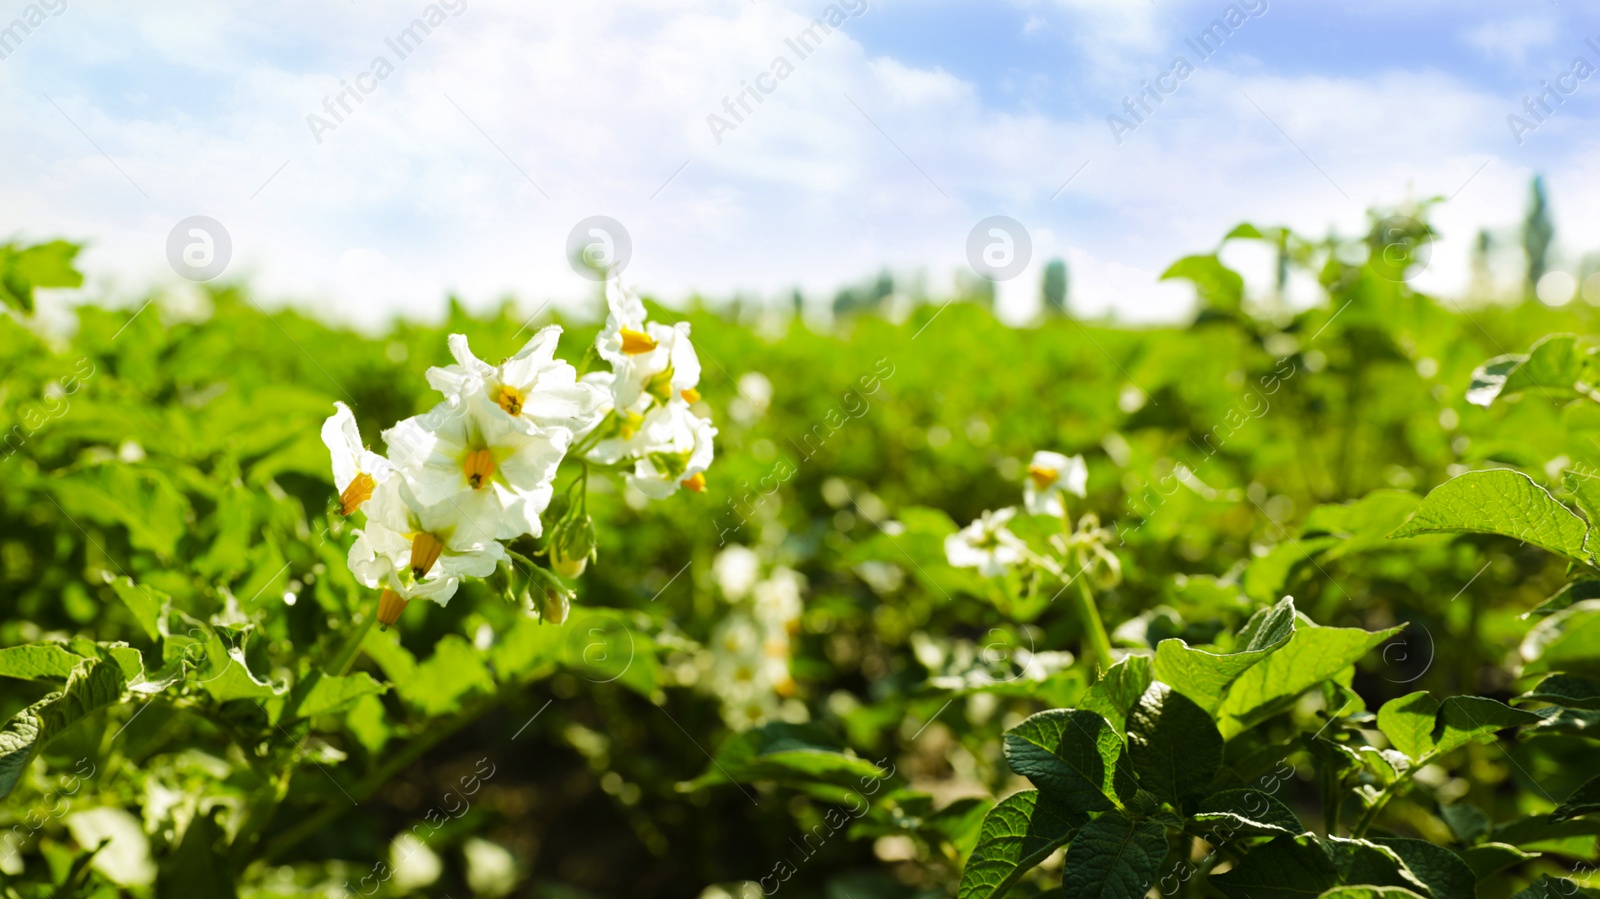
[945,450,1119,587]
[701,545,805,729]
[323,289,717,627]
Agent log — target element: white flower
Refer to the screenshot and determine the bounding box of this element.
[620,402,717,499]
[321,402,393,515]
[713,545,762,602]
[348,479,506,607]
[426,329,608,436]
[752,568,804,634]
[384,399,570,540]
[946,508,1027,577]
[1023,451,1087,517]
[596,285,701,411]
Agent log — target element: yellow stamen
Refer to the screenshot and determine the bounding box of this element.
[463,449,496,489]
[410,533,444,579]
[377,589,408,630]
[1027,464,1058,490]
[619,411,645,440]
[681,472,706,493]
[620,328,657,355]
[493,384,525,417]
[681,388,701,404]
[338,472,376,516]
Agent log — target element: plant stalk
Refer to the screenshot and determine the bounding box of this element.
[1071,552,1115,671]
[1351,758,1425,837]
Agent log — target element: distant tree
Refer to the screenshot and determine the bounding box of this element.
[1470,229,1493,297]
[871,269,894,303]
[1523,175,1554,296]
[1274,231,1289,301]
[1042,258,1069,316]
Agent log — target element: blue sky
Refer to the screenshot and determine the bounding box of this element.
[2,0,1598,326]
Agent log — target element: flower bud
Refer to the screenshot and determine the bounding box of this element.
[550,513,596,579]
[538,586,571,625]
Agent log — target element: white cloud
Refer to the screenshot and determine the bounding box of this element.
[1461,16,1558,67]
[0,0,1591,333]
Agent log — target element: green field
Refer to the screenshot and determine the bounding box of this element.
[2,208,1600,898]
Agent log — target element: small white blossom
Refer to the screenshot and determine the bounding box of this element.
[713,545,762,601]
[426,328,607,436]
[348,479,507,607]
[1023,451,1087,517]
[625,402,717,499]
[945,508,1027,577]
[322,402,393,515]
[384,398,569,540]
[596,285,701,411]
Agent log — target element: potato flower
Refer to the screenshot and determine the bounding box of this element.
[1023,450,1087,517]
[321,402,394,515]
[595,284,702,411]
[426,328,607,436]
[348,479,507,623]
[383,397,569,540]
[945,508,1027,577]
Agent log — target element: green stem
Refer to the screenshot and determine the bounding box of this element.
[1351,758,1425,838]
[258,689,514,864]
[328,608,378,678]
[1071,552,1115,671]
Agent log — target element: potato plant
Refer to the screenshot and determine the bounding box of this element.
[0,209,1597,897]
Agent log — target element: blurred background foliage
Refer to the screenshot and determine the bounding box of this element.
[1,189,1599,897]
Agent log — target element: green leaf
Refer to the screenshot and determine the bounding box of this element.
[1466,334,1593,407]
[1379,693,1541,760]
[0,643,90,681]
[1551,774,1600,822]
[0,658,126,798]
[1432,696,1543,755]
[489,614,566,679]
[293,671,388,720]
[1078,655,1153,736]
[1372,837,1475,899]
[197,631,284,703]
[1377,692,1439,761]
[1312,883,1427,889]
[1522,600,1600,677]
[1438,803,1489,844]
[1519,674,1600,710]
[155,810,237,899]
[957,790,1087,899]
[1511,875,1600,899]
[1125,682,1221,804]
[1217,620,1401,738]
[1390,469,1590,564]
[1212,835,1339,899]
[1057,811,1167,899]
[1523,580,1600,620]
[1191,788,1304,839]
[1522,706,1600,738]
[0,240,83,313]
[109,578,166,643]
[1154,598,1295,713]
[1458,842,1538,879]
[687,721,886,791]
[1160,254,1243,312]
[1466,355,1521,407]
[1491,812,1600,849]
[1002,709,1133,812]
[1320,836,1426,892]
[406,635,495,717]
[1244,538,1340,604]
